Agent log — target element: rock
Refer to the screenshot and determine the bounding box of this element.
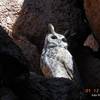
[0,0,90,52]
[0,0,24,36]
[73,46,100,88]
[84,34,99,52]
[84,0,100,43]
[0,87,18,100]
[0,0,41,73]
[14,36,41,74]
[12,0,90,51]
[11,72,82,100]
[0,26,29,83]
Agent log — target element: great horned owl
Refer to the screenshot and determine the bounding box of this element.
[40,24,74,80]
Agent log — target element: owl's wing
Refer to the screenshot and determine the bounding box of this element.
[40,55,52,77]
[63,61,73,80]
[61,52,74,80]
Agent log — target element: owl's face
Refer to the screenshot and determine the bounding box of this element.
[45,33,68,49]
[44,24,68,49]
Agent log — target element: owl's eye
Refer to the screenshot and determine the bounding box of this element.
[62,38,67,42]
[51,35,57,39]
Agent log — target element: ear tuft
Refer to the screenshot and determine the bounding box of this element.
[48,24,56,35]
[64,30,70,36]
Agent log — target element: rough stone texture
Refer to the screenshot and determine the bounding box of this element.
[0,0,41,72]
[14,37,41,74]
[84,0,100,43]
[0,0,24,36]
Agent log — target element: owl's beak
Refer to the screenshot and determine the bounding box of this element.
[58,40,61,44]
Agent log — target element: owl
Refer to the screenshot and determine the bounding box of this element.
[40,24,74,80]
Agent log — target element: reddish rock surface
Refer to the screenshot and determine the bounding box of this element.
[84,0,100,43]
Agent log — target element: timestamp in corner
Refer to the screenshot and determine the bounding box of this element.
[83,88,100,97]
